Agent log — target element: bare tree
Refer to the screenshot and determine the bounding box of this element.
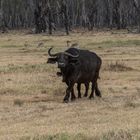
[0,0,140,34]
[133,0,140,32]
[60,0,69,35]
[0,0,6,32]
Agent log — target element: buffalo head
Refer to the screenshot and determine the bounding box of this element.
[47,47,79,68]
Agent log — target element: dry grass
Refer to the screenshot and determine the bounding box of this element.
[0,31,140,140]
[13,99,24,107]
[104,61,134,72]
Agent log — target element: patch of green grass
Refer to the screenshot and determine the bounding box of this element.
[104,61,133,72]
[0,45,22,48]
[0,63,51,74]
[98,129,140,140]
[0,88,16,95]
[20,133,93,140]
[124,101,140,108]
[87,40,140,48]
[20,130,140,140]
[14,99,24,107]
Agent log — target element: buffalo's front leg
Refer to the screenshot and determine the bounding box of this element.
[71,88,76,101]
[63,83,74,103]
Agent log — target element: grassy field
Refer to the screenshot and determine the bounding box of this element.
[0,31,140,140]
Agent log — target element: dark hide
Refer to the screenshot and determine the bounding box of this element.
[48,47,102,103]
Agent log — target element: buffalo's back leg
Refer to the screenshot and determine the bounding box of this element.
[84,82,89,97]
[89,73,99,99]
[89,81,95,99]
[64,82,74,103]
[71,88,76,101]
[77,83,82,98]
[95,82,101,97]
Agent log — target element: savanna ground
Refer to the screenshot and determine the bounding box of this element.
[0,30,140,140]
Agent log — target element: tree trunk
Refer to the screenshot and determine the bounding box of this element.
[0,0,6,32]
[133,0,140,32]
[61,1,69,35]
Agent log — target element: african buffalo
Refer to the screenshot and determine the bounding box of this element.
[47,47,102,103]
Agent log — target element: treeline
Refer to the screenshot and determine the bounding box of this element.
[0,0,140,34]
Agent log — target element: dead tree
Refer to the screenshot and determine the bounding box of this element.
[133,0,140,32]
[61,0,69,35]
[46,2,53,35]
[87,1,97,30]
[34,1,46,33]
[1,0,140,32]
[113,0,121,29]
[0,0,7,33]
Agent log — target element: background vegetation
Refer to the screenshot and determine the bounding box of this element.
[0,0,140,34]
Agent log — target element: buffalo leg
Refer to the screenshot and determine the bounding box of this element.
[95,70,101,97]
[95,82,101,97]
[84,82,89,97]
[77,83,81,98]
[64,83,74,103]
[66,82,76,101]
[89,73,98,99]
[89,81,95,99]
[71,88,76,101]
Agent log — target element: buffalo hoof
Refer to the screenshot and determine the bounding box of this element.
[78,95,81,98]
[97,93,102,98]
[71,97,76,101]
[95,91,102,97]
[97,94,102,98]
[89,96,94,99]
[84,94,88,97]
[63,98,69,103]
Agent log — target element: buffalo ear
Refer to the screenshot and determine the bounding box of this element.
[47,58,57,64]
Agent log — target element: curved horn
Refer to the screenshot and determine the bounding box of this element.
[48,47,58,57]
[63,51,79,58]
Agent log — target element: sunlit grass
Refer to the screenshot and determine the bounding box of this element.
[87,40,140,48]
[0,31,140,140]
